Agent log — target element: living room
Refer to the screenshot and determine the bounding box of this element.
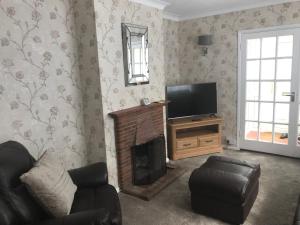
[0,0,300,224]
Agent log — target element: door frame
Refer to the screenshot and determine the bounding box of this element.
[237,23,300,157]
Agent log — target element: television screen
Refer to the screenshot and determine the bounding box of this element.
[166,83,217,119]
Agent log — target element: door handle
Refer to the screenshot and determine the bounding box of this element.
[282,92,295,102]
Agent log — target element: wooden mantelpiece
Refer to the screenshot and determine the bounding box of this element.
[168,117,223,160]
[109,102,185,200]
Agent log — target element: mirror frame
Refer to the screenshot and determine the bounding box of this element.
[121,23,149,86]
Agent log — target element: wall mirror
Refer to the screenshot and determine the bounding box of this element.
[122,23,149,86]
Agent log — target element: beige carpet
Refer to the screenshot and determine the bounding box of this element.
[119,149,300,225]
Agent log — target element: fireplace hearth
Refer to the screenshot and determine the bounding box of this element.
[132,135,166,185]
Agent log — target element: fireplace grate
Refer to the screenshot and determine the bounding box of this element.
[132,135,167,185]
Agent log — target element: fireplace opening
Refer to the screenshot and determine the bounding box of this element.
[132,135,167,185]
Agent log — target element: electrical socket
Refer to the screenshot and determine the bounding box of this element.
[226,138,237,146]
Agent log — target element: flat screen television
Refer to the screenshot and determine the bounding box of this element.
[166,82,217,119]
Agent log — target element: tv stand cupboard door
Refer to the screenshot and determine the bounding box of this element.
[199,135,219,147]
[177,138,198,150]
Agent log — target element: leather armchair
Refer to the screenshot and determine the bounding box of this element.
[0,141,122,225]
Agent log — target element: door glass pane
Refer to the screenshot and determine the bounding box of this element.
[259,123,273,142]
[274,124,288,145]
[277,35,293,57]
[246,82,259,101]
[262,37,276,58]
[259,103,273,122]
[247,39,261,59]
[275,82,291,102]
[245,122,258,140]
[261,60,275,80]
[246,102,259,121]
[274,103,289,123]
[260,82,274,101]
[277,59,292,80]
[247,60,260,80]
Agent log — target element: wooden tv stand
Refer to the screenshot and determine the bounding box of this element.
[167,117,223,160]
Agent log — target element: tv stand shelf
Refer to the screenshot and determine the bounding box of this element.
[167,117,223,160]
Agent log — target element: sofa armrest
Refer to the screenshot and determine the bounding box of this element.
[34,209,110,225]
[68,162,108,187]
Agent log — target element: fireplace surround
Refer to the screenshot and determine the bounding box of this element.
[110,102,185,200]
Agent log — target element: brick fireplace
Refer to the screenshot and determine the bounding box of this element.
[110,102,184,200]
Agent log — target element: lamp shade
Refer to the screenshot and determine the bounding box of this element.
[198,35,213,46]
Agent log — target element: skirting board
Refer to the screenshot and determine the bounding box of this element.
[223,144,240,151]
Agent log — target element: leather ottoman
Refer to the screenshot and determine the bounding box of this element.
[189,156,260,225]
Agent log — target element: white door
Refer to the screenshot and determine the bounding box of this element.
[239,25,300,158]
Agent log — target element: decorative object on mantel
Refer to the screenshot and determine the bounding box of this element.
[141,98,150,106]
[198,34,213,56]
[122,23,149,86]
[109,103,185,200]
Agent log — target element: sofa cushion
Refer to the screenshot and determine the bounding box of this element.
[71,184,122,225]
[20,151,77,218]
[189,156,260,205]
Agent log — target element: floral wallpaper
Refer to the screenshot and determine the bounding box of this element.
[73,0,106,164]
[163,19,180,85]
[94,0,166,187]
[0,0,105,168]
[164,1,300,146]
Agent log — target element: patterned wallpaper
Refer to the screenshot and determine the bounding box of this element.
[164,2,300,146]
[74,0,106,164]
[94,0,166,187]
[163,19,180,85]
[0,0,105,168]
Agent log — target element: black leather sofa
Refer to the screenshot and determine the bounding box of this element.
[295,197,300,225]
[0,141,122,225]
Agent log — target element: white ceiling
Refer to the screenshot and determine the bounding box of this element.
[161,0,300,21]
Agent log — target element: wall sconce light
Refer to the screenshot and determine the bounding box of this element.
[198,35,213,56]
